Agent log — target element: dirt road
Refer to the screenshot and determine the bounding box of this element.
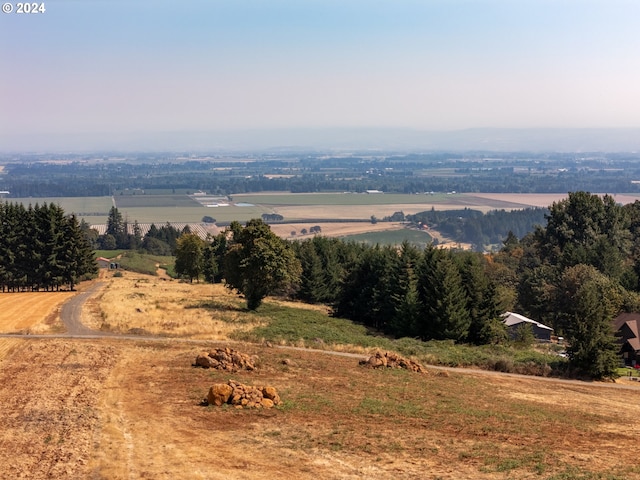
[59,282,106,336]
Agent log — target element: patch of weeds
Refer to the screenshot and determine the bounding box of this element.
[187,300,245,313]
[329,441,343,451]
[294,393,336,413]
[496,458,521,472]
[44,435,52,444]
[458,451,474,460]
[275,399,297,412]
[355,397,387,415]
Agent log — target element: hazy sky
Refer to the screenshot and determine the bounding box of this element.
[2,0,640,149]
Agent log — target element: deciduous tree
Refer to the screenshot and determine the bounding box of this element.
[223,219,301,310]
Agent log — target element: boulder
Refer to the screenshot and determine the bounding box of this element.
[360,350,426,373]
[206,381,280,409]
[194,348,258,371]
[207,383,233,406]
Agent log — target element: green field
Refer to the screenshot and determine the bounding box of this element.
[231,192,452,206]
[114,195,202,208]
[5,192,525,226]
[9,197,113,216]
[341,228,433,247]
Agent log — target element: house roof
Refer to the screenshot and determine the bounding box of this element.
[501,312,553,331]
[614,312,640,331]
[614,313,640,352]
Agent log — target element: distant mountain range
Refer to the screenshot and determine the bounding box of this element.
[4,128,640,153]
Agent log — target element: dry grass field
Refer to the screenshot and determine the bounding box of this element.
[1,274,640,479]
[268,221,407,240]
[84,272,262,339]
[0,290,76,334]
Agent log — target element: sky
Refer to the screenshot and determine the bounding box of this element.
[2,0,640,151]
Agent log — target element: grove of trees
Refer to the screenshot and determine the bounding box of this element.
[0,202,97,291]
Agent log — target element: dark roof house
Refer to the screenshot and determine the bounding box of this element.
[613,313,640,366]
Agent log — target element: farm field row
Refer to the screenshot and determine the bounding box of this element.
[8,192,637,230]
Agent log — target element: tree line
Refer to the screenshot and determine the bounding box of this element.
[93,206,191,255]
[5,155,640,197]
[0,202,96,291]
[407,207,549,250]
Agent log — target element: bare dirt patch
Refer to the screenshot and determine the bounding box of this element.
[1,340,637,479]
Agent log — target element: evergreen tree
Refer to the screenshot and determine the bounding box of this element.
[106,206,124,237]
[389,241,422,338]
[294,239,326,304]
[559,265,622,379]
[416,246,471,342]
[203,231,228,283]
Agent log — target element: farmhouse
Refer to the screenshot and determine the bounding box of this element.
[501,312,553,342]
[613,312,640,366]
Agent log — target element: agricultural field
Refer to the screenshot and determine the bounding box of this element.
[340,228,433,248]
[0,290,76,334]
[9,192,640,245]
[8,196,113,218]
[6,192,579,227]
[0,273,640,479]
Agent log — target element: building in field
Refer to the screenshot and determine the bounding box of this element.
[501,312,553,342]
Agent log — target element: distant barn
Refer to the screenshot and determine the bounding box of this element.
[501,312,553,342]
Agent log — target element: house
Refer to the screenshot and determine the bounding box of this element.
[501,312,553,342]
[613,313,640,366]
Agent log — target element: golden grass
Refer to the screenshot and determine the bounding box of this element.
[93,271,263,339]
[0,291,75,333]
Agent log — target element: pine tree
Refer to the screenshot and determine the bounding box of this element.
[389,241,422,338]
[557,264,622,379]
[416,246,471,342]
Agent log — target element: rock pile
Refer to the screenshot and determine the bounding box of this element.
[359,350,426,373]
[207,380,281,409]
[194,348,258,371]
